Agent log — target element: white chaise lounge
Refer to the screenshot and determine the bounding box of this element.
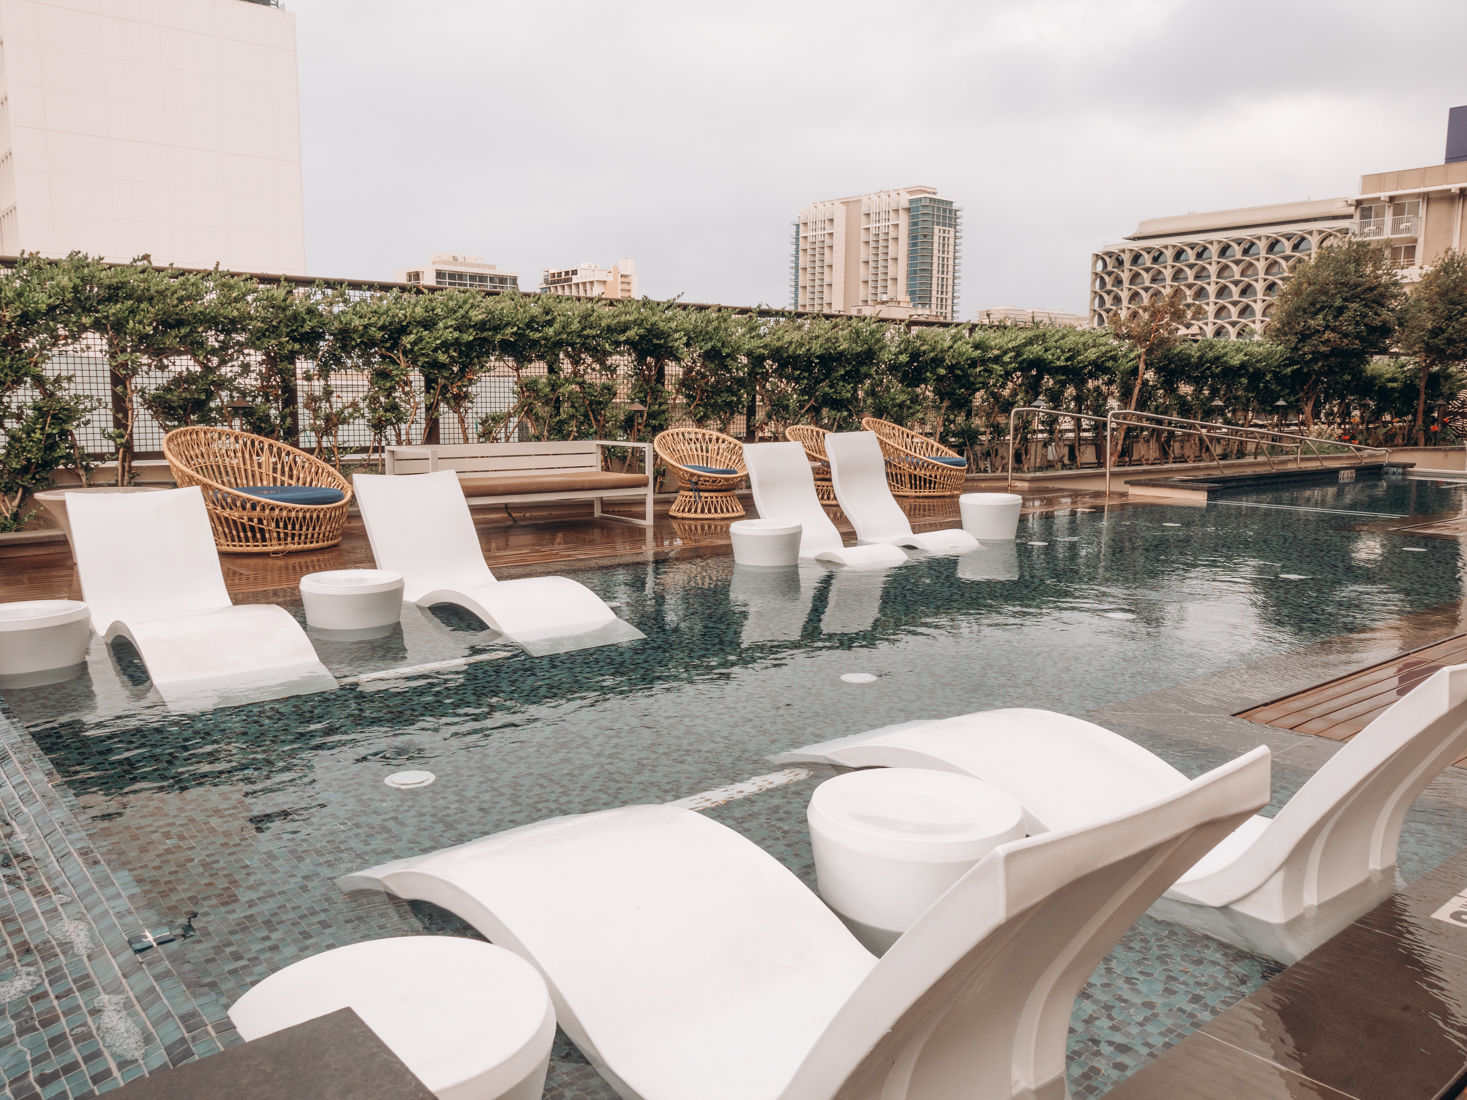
[67,487,336,711]
[352,471,644,657]
[825,432,979,553]
[340,748,1269,1100]
[743,442,907,569]
[773,663,1467,964]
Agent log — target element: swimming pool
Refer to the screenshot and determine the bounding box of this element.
[3,476,1466,1098]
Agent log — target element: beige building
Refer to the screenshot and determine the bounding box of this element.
[1089,199,1356,338]
[1352,160,1467,278]
[791,185,961,321]
[974,306,1087,328]
[540,258,636,299]
[395,253,518,291]
[0,0,306,273]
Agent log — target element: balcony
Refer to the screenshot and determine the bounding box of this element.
[1390,215,1420,237]
[1353,215,1419,240]
[1355,218,1385,238]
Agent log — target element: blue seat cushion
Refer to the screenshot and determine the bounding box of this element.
[232,484,346,506]
[683,465,739,476]
[929,456,967,467]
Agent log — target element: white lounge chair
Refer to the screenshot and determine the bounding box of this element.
[825,432,979,553]
[340,747,1269,1100]
[352,471,644,657]
[66,487,336,711]
[773,663,1467,964]
[743,442,907,569]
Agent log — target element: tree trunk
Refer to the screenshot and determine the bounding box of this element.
[1415,360,1430,448]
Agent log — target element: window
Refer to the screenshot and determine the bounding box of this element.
[1215,284,1233,300]
[1264,282,1279,296]
[1128,291,1142,304]
[1216,264,1234,279]
[1358,204,1385,222]
[1195,246,1213,260]
[1391,199,1421,219]
[1150,270,1166,284]
[1219,243,1237,258]
[1095,258,1108,271]
[1265,260,1284,275]
[405,271,422,284]
[1391,244,1417,266]
[1267,239,1287,255]
[1239,283,1257,298]
[1238,304,1256,319]
[1214,326,1232,340]
[1292,237,1311,252]
[1129,272,1145,286]
[1150,251,1165,264]
[1192,286,1209,300]
[435,270,491,289]
[1238,262,1258,277]
[1242,241,1261,256]
[1172,268,1189,281]
[1173,249,1190,262]
[1132,253,1147,266]
[1193,266,1211,281]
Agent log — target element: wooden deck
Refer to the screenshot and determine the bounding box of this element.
[1238,632,1467,762]
[0,486,1135,603]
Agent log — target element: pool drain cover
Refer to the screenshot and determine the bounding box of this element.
[385,770,436,790]
[841,673,878,684]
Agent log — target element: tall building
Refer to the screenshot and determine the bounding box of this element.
[0,0,306,273]
[1089,199,1356,338]
[791,186,962,321]
[540,258,637,299]
[395,254,518,291]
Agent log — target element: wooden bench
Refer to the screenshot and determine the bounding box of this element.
[384,441,654,527]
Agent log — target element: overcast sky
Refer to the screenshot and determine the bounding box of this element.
[291,0,1467,317]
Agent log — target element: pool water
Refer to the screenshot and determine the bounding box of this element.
[3,475,1466,1098]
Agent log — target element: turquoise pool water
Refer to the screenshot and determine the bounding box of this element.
[3,475,1466,1098]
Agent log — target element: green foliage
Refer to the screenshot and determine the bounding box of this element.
[1400,249,1467,442]
[1264,238,1404,427]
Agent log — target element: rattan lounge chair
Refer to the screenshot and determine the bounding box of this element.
[164,426,352,553]
[653,428,747,518]
[340,749,1268,1100]
[775,663,1467,964]
[66,487,336,711]
[860,416,968,497]
[352,471,644,656]
[825,432,978,553]
[783,425,836,503]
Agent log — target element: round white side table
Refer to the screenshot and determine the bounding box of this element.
[959,493,1023,540]
[808,767,1025,955]
[729,519,801,567]
[300,570,404,636]
[0,600,92,687]
[228,936,555,1100]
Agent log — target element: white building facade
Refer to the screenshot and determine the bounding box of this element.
[973,306,1087,328]
[540,258,636,299]
[0,0,306,273]
[791,185,961,321]
[1089,199,1356,339]
[394,254,518,292]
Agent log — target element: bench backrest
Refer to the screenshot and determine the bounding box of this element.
[386,441,602,477]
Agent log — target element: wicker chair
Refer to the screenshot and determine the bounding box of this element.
[164,426,353,553]
[860,417,968,497]
[784,425,837,504]
[653,428,747,518]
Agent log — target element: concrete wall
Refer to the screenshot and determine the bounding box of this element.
[0,0,305,273]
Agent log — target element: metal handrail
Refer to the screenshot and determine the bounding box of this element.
[1003,405,1390,493]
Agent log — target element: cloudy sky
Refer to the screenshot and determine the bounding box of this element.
[292,0,1467,316]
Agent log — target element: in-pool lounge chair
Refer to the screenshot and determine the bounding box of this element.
[340,748,1269,1100]
[825,432,978,553]
[743,442,907,569]
[67,487,337,711]
[773,663,1467,964]
[352,471,644,657]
